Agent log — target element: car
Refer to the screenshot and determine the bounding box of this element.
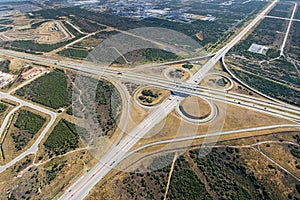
[109,161,116,166]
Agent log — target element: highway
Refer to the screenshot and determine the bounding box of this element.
[59,61,300,122]
[111,78,131,145]
[58,1,281,199]
[0,2,295,200]
[0,92,57,173]
[0,48,299,123]
[59,96,182,200]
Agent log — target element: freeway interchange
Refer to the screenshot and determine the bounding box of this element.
[0,0,299,199]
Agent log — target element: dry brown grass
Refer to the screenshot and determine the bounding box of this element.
[12,15,31,27]
[131,100,294,150]
[260,142,300,177]
[0,149,97,200]
[240,147,297,198]
[123,98,150,134]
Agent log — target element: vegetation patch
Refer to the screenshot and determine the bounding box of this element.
[0,18,13,25]
[11,110,46,151]
[182,63,194,69]
[57,48,89,59]
[205,75,229,88]
[137,88,170,106]
[31,2,268,49]
[0,102,8,117]
[112,48,181,65]
[97,153,173,199]
[57,30,120,60]
[189,148,271,199]
[290,148,300,159]
[44,119,85,157]
[0,59,10,73]
[16,69,72,109]
[167,156,212,200]
[269,3,294,18]
[286,21,300,60]
[0,26,12,32]
[139,89,159,104]
[229,67,300,106]
[68,15,106,33]
[169,69,187,80]
[45,161,66,184]
[227,16,300,105]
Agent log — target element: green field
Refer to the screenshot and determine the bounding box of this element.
[16,70,72,109]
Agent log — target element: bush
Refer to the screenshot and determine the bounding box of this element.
[0,59,10,73]
[291,149,300,159]
[296,184,300,194]
[182,63,193,69]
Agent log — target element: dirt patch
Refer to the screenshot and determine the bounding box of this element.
[165,68,190,81]
[201,74,231,90]
[4,20,72,44]
[179,96,211,119]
